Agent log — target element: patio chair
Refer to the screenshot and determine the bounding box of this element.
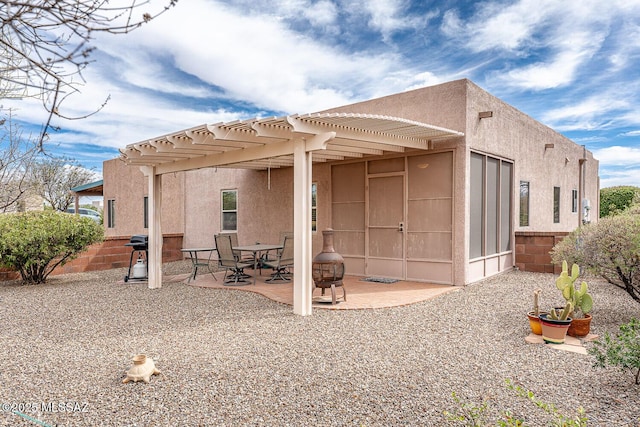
[219,232,252,277]
[262,235,294,282]
[259,231,293,266]
[214,234,253,285]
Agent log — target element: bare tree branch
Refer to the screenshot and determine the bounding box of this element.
[0,109,40,212]
[0,0,178,149]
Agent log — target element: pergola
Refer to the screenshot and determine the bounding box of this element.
[119,112,463,315]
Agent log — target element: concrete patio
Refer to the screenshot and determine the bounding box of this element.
[172,269,459,310]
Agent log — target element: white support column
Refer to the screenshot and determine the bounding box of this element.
[142,166,163,289]
[293,140,313,315]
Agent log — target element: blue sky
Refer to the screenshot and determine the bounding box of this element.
[7,0,640,187]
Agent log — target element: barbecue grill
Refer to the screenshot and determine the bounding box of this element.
[124,235,148,282]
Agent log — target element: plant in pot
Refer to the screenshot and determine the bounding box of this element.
[555,260,593,338]
[539,302,574,344]
[527,288,548,335]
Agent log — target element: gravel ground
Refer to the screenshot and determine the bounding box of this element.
[0,262,639,426]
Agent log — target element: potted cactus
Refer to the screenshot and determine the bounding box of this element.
[539,302,574,344]
[555,260,593,337]
[527,288,548,335]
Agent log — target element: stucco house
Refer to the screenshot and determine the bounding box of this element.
[106,79,599,315]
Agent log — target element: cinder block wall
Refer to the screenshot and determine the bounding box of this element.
[515,232,568,274]
[0,234,183,281]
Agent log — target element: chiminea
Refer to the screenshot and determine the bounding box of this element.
[312,229,346,304]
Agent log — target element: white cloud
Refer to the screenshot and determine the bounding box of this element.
[541,93,631,131]
[303,1,338,27]
[96,0,399,114]
[599,166,640,188]
[442,0,634,90]
[442,0,549,52]
[592,146,640,167]
[593,146,640,187]
[503,30,606,90]
[361,0,424,41]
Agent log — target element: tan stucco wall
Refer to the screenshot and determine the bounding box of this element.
[464,81,599,232]
[103,158,185,238]
[181,163,332,257]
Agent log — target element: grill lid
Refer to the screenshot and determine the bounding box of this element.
[125,234,148,248]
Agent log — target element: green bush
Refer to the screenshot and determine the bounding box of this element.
[0,210,103,284]
[551,211,640,303]
[589,318,640,384]
[600,186,640,218]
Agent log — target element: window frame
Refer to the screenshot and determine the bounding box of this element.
[553,186,561,223]
[221,189,238,232]
[143,196,148,229]
[469,152,513,260]
[311,182,317,233]
[107,199,116,228]
[519,181,530,227]
[571,189,578,214]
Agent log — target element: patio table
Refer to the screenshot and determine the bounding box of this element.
[181,247,216,283]
[233,244,283,284]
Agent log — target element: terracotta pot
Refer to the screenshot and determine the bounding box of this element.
[527,311,548,335]
[539,313,572,344]
[567,314,592,338]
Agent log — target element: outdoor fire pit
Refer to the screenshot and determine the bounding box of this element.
[312,229,346,304]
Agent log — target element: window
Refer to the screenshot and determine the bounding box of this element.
[107,199,116,228]
[520,181,530,226]
[221,190,237,231]
[486,157,499,255]
[500,162,512,251]
[470,153,484,259]
[572,189,578,213]
[553,187,561,223]
[311,183,317,232]
[469,152,513,259]
[143,196,148,228]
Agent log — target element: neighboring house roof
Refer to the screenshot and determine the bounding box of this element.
[71,180,103,196]
[119,113,463,173]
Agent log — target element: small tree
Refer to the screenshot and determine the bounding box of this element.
[30,156,97,211]
[600,186,640,218]
[551,212,640,303]
[0,210,103,284]
[0,110,40,212]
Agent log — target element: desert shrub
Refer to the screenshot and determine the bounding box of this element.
[0,210,103,284]
[443,379,587,426]
[589,318,640,384]
[627,203,640,216]
[600,186,640,218]
[551,211,640,303]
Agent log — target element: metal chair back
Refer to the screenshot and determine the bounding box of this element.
[279,235,294,267]
[215,234,237,268]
